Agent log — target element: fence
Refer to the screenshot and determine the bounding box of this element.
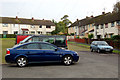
[68,37,120,49]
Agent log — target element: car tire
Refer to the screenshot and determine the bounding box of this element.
[16,56,28,67]
[97,49,101,53]
[109,51,113,53]
[63,55,73,66]
[90,48,93,52]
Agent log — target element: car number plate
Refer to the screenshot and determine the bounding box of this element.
[106,49,110,51]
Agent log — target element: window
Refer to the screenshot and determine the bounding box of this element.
[3,24,8,27]
[18,43,40,49]
[14,24,19,27]
[46,25,51,28]
[117,21,120,26]
[14,31,18,34]
[30,31,35,34]
[96,25,99,29]
[46,32,51,34]
[111,22,114,27]
[39,25,42,28]
[40,43,56,50]
[3,31,8,34]
[101,24,104,29]
[105,23,108,28]
[55,37,65,45]
[31,25,35,28]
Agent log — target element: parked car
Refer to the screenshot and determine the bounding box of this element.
[5,42,79,67]
[90,41,113,53]
[16,35,68,49]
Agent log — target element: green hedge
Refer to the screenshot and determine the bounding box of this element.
[0,34,16,38]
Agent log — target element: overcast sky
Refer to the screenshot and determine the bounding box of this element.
[0,0,118,22]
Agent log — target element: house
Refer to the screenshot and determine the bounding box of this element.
[0,16,55,35]
[68,12,120,39]
[94,12,120,39]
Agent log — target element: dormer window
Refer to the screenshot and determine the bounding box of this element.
[101,24,104,29]
[105,23,108,28]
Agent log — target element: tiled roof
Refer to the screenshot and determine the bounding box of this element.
[0,17,55,26]
[69,12,120,27]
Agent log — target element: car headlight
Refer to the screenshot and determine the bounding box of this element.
[75,52,78,55]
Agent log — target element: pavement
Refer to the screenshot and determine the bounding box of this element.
[2,51,118,78]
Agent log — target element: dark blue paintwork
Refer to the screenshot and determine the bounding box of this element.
[5,42,79,64]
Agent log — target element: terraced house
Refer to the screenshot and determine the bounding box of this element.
[68,12,120,39]
[0,16,55,35]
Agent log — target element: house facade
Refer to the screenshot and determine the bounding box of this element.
[0,16,55,35]
[69,12,120,39]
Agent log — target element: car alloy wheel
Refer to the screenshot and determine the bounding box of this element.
[97,49,101,53]
[90,48,93,52]
[63,55,73,66]
[17,57,27,67]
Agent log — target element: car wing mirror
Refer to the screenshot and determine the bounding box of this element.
[55,48,58,51]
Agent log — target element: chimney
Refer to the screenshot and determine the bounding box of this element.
[32,17,34,21]
[43,19,44,20]
[102,12,105,15]
[86,16,89,18]
[91,15,93,18]
[16,16,18,19]
[76,19,79,21]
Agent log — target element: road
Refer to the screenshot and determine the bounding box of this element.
[2,51,118,78]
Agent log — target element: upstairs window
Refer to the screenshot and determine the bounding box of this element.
[39,25,42,28]
[46,25,51,28]
[111,22,114,27]
[3,24,8,27]
[96,25,99,29]
[31,25,35,28]
[14,24,19,27]
[101,24,104,29]
[117,21,120,26]
[105,23,108,28]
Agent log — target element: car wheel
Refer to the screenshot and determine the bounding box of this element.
[63,55,73,66]
[16,57,28,67]
[97,49,101,53]
[90,48,93,52]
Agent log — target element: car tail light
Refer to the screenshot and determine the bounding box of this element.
[66,40,67,46]
[6,50,10,55]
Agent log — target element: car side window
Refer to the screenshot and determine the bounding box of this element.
[17,43,40,49]
[26,43,40,49]
[40,43,56,50]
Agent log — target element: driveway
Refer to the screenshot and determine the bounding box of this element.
[2,51,118,78]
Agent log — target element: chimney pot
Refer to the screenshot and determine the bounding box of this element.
[32,17,34,21]
[102,12,105,15]
[16,16,18,19]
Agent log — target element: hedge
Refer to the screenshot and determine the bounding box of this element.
[0,34,16,38]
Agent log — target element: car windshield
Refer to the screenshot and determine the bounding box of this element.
[97,41,108,46]
[20,36,32,43]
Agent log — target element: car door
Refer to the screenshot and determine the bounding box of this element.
[39,43,61,62]
[16,43,43,62]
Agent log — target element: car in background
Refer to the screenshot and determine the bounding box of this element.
[90,41,113,53]
[5,42,79,67]
[16,35,68,49]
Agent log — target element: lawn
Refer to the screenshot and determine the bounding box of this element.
[1,38,16,63]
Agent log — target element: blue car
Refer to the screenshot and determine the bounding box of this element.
[5,42,79,67]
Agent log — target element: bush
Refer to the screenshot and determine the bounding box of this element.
[88,34,94,39]
[76,36,79,39]
[70,33,74,36]
[112,35,120,40]
[0,34,16,38]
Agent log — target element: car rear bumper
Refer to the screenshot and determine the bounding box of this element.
[5,55,16,63]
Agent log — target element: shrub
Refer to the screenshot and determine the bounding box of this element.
[70,33,74,36]
[88,34,94,39]
[112,35,120,40]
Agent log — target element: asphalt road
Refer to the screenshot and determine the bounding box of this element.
[2,51,118,78]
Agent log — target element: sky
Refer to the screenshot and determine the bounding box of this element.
[0,0,118,22]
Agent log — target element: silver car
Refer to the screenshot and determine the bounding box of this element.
[90,41,113,53]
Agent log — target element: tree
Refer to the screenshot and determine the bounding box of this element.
[51,15,72,35]
[113,1,120,13]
